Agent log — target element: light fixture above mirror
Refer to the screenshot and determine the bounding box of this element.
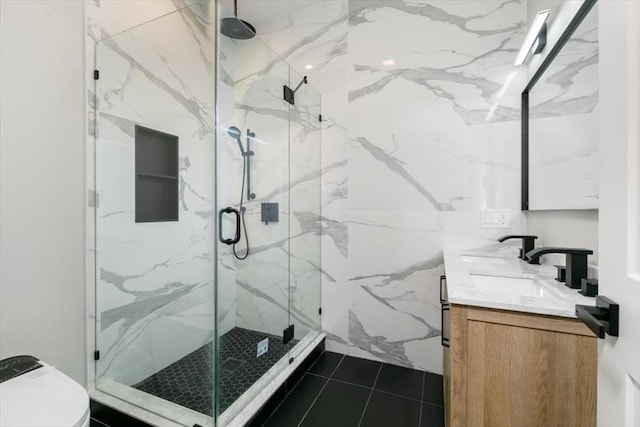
[515,9,551,66]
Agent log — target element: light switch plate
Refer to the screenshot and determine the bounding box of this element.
[481,209,511,229]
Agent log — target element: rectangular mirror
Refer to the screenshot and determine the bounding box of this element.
[522,0,599,210]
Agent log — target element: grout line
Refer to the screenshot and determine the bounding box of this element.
[295,377,331,427]
[260,350,331,426]
[316,375,372,391]
[423,400,444,409]
[90,418,110,427]
[357,363,383,427]
[313,362,426,402]
[375,387,424,403]
[306,372,330,379]
[308,373,426,403]
[262,372,313,426]
[293,353,346,427]
[418,371,426,427]
[328,353,346,378]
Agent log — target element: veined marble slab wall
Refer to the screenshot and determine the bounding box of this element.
[254,0,528,374]
[88,1,220,386]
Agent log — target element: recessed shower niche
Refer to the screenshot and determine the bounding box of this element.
[134,125,179,223]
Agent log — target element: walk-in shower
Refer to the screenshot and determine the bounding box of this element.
[91,2,322,425]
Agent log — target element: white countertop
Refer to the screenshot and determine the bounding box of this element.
[443,245,597,318]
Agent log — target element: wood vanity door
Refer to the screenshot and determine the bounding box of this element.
[464,308,597,427]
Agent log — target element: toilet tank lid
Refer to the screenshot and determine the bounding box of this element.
[0,358,89,427]
[0,355,43,383]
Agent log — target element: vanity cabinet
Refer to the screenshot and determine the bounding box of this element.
[443,304,597,427]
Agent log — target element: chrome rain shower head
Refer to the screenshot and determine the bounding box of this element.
[220,0,255,40]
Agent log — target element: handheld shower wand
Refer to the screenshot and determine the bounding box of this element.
[227,126,245,155]
[227,126,255,200]
[220,126,256,260]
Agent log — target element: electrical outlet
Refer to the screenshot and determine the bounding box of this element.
[481,209,511,229]
[256,338,269,357]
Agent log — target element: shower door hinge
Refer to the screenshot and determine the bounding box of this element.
[319,114,322,122]
[283,324,295,345]
[318,307,322,315]
[94,350,100,361]
[93,69,100,80]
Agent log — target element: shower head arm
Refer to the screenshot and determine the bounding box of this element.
[292,76,308,94]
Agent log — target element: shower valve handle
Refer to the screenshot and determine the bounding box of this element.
[218,207,241,245]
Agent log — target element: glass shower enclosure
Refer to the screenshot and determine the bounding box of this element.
[92,2,321,425]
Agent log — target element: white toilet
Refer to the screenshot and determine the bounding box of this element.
[0,355,90,427]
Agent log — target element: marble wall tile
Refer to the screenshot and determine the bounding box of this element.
[257,0,528,374]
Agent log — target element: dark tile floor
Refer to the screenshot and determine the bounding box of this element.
[260,351,444,427]
[91,351,443,427]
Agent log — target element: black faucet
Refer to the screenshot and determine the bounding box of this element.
[525,247,593,289]
[497,235,538,260]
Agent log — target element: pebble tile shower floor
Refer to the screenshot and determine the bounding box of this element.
[92,350,444,427]
[133,327,296,415]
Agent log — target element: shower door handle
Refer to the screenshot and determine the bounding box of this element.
[219,207,241,245]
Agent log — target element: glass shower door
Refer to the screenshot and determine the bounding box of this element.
[93,4,216,425]
[288,67,322,355]
[215,11,293,422]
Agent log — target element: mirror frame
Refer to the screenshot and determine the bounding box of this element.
[521,0,598,211]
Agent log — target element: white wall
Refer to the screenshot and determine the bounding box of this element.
[527,210,599,263]
[0,0,86,384]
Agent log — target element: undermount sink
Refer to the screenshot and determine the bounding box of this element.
[461,255,508,265]
[471,274,546,297]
